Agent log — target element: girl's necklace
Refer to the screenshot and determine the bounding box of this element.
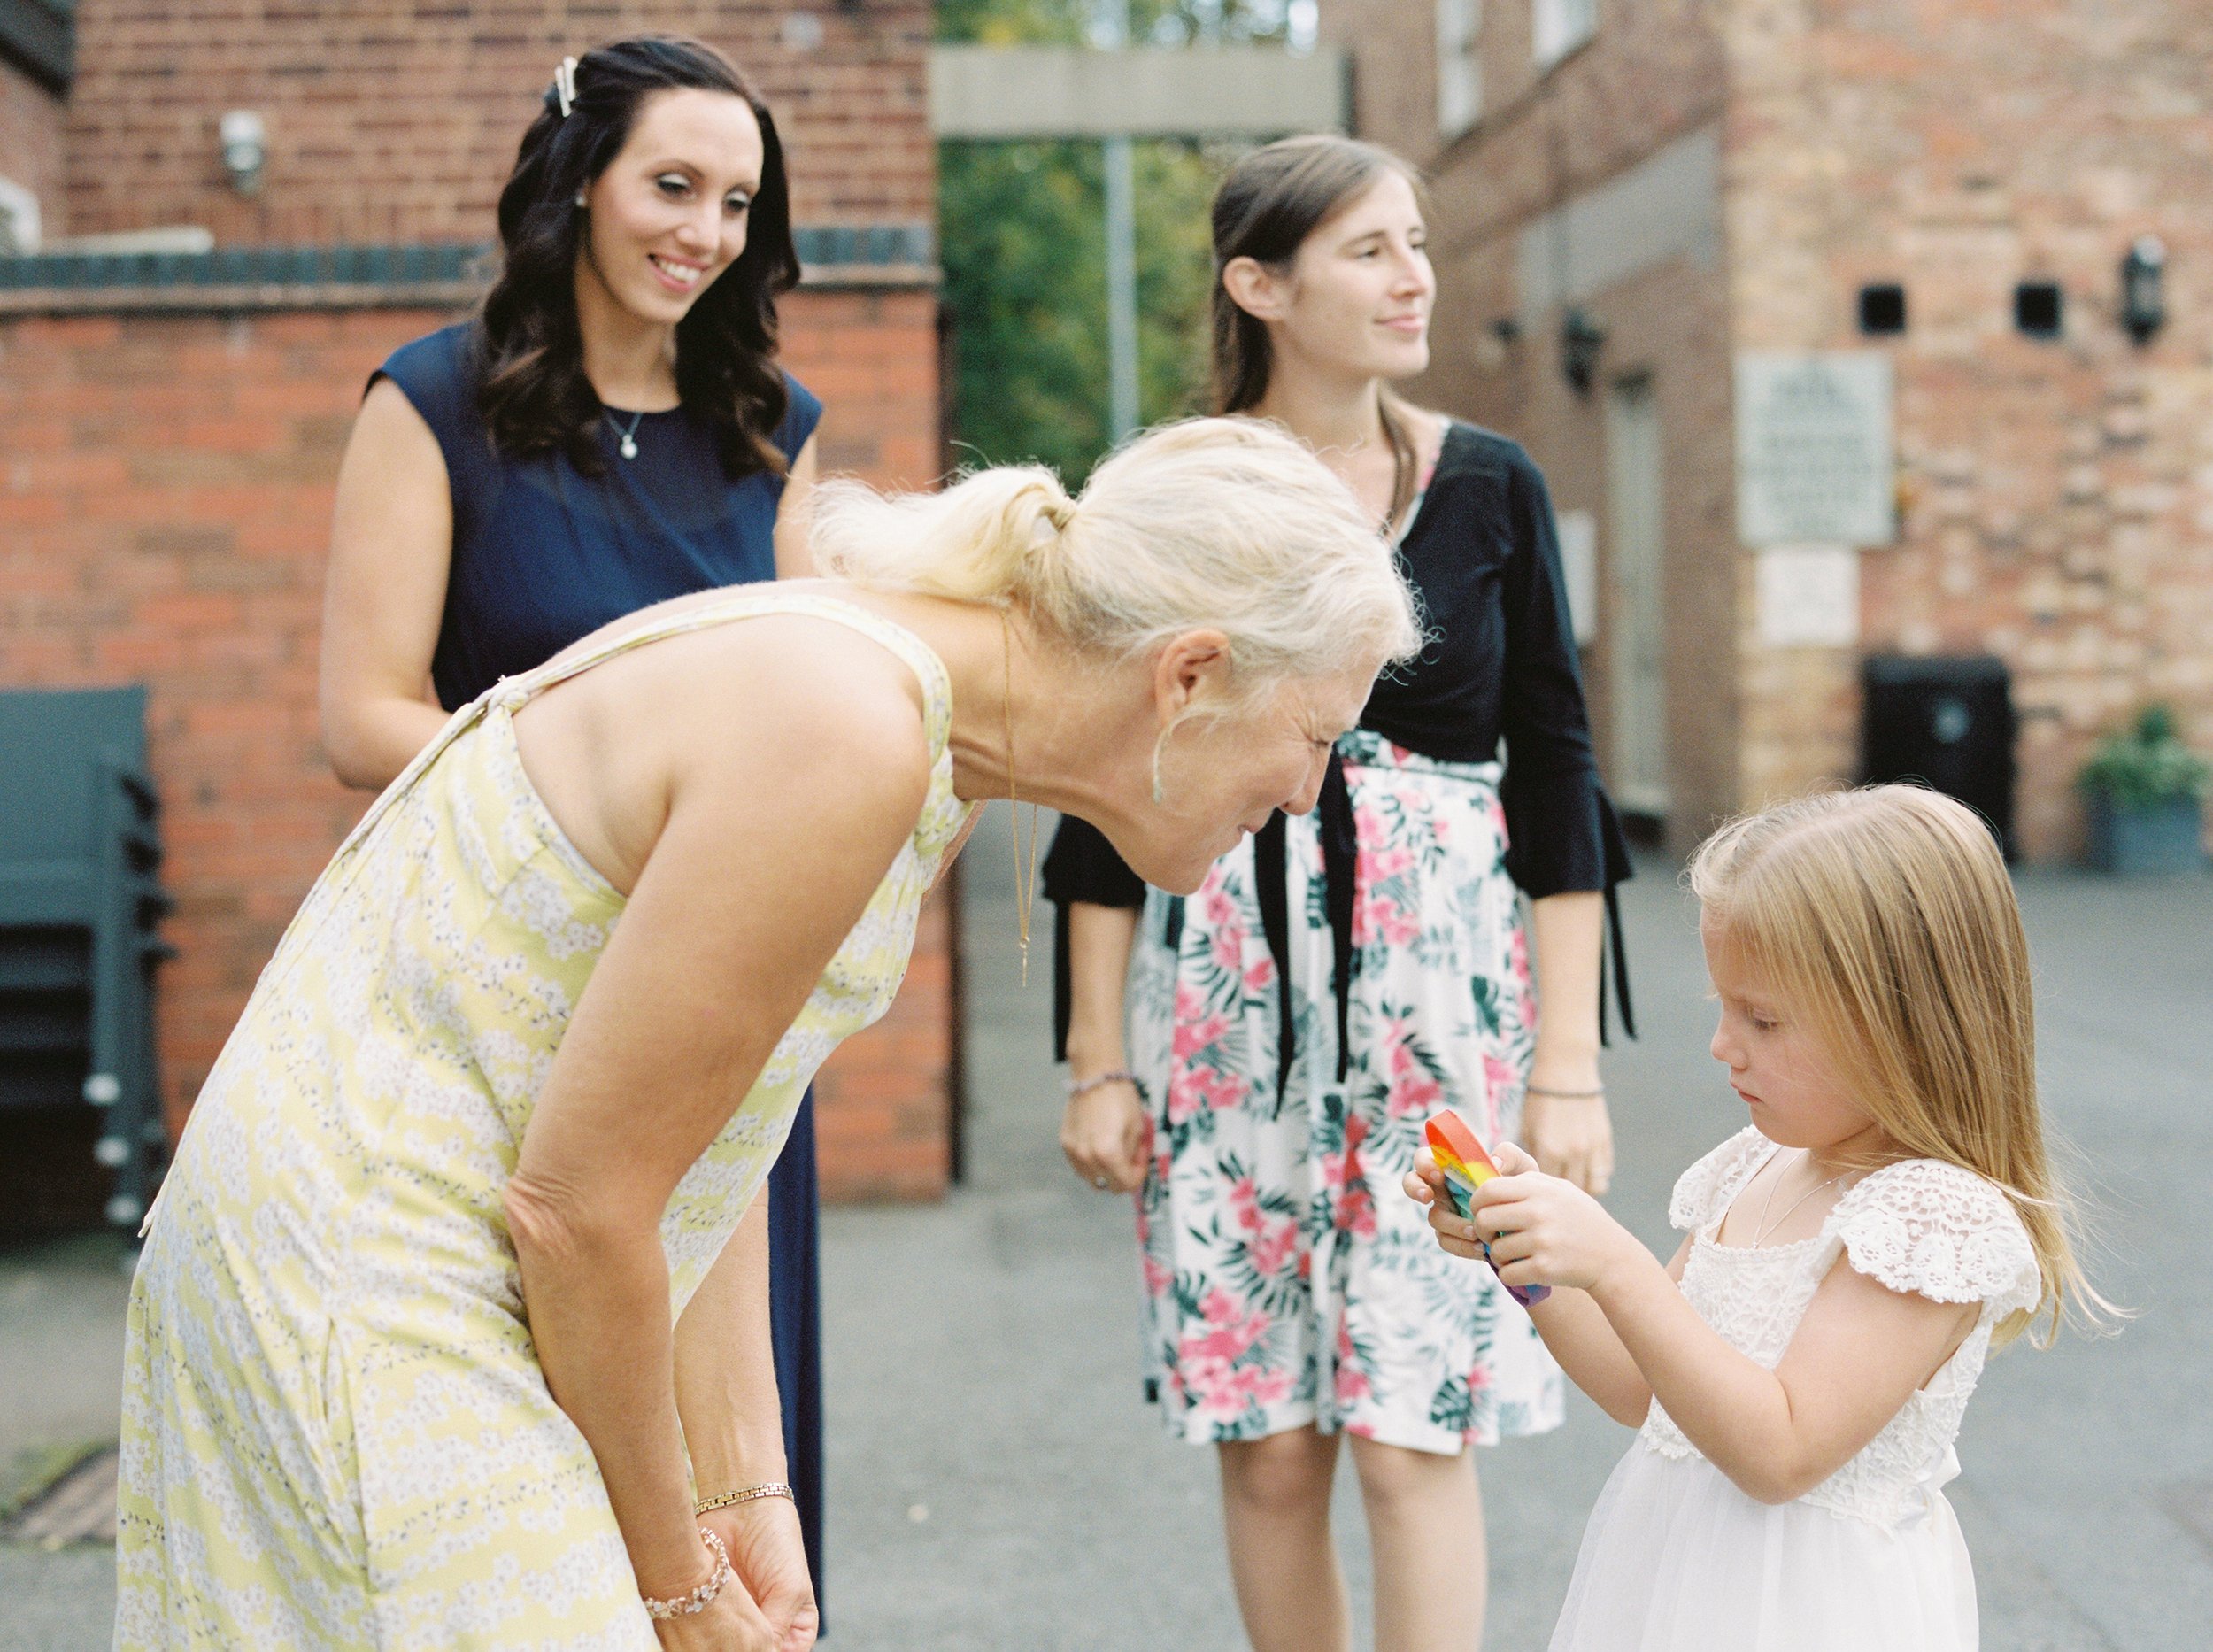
[1751,1149,1854,1245]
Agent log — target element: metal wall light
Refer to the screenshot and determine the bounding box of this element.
[2121,235,2166,344]
[220,110,267,197]
[1561,306,1607,394]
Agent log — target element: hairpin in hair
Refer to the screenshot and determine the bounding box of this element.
[553,56,579,119]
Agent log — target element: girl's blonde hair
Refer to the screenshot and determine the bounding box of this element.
[1688,785,2113,1346]
[812,417,1423,700]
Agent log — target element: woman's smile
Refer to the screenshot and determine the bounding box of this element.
[647,251,708,291]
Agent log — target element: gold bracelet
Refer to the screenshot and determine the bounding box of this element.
[641,1525,732,1621]
[694,1481,797,1516]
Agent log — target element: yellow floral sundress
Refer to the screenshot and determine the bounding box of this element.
[114,592,971,1649]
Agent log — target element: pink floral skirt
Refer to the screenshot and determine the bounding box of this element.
[1125,733,1565,1453]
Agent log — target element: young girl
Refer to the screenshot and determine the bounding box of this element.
[1407,785,2108,1650]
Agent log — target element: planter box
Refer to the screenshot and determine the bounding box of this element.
[2084,792,2208,876]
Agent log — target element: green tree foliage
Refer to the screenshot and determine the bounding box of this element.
[938,138,1230,481]
[937,0,1287,481]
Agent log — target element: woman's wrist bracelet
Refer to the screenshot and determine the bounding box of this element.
[641,1524,732,1621]
[1068,1069,1146,1103]
[1526,1085,1606,1100]
[694,1480,796,1517]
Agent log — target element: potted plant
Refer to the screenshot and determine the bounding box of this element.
[2078,705,2210,875]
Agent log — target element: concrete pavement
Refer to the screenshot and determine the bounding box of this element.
[818,807,2213,1650]
[2,805,2208,1648]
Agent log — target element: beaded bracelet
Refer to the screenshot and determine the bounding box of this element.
[694,1480,797,1517]
[641,1524,732,1622]
[1068,1069,1147,1103]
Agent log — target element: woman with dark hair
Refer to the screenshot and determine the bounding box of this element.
[1045,135,1634,1651]
[315,35,835,1622]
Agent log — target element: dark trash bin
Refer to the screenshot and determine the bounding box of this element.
[1860,655,2017,859]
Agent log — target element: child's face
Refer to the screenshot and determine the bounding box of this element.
[1700,915,1881,1155]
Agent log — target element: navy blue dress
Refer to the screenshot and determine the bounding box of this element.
[375,322,831,1609]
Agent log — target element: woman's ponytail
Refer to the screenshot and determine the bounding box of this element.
[813,465,1075,607]
[815,418,1420,693]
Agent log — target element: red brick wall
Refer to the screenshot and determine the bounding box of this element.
[0,288,952,1201]
[0,53,64,231]
[60,0,930,244]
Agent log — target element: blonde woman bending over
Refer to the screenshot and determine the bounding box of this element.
[115,419,1418,1652]
[1412,786,2115,1651]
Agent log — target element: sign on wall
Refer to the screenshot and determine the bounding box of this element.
[1756,544,1860,648]
[1734,351,1896,548]
[1554,508,1599,646]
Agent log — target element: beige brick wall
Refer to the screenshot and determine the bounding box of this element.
[1335,0,2213,862]
[1722,0,2213,859]
[1326,0,1741,846]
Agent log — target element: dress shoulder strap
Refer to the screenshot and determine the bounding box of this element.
[334,590,954,867]
[497,589,952,719]
[1667,1126,1777,1234]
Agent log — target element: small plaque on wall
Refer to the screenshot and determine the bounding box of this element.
[1756,544,1860,647]
[1735,351,1896,547]
[1555,509,1598,646]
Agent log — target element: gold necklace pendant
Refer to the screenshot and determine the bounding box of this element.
[1000,607,1041,987]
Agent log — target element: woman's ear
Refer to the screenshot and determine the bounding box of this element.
[1153,629,1235,725]
[1221,255,1287,323]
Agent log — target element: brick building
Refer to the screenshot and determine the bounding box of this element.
[1324,0,2213,861]
[0,1,954,1202]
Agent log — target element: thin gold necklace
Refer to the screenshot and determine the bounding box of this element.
[1376,402,1413,537]
[1000,606,1041,986]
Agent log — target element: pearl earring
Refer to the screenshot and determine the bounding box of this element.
[574,192,587,208]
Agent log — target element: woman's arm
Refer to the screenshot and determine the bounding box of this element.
[675,1193,819,1648]
[1469,1170,1978,1503]
[318,378,459,789]
[504,675,929,1610]
[1060,901,1147,1192]
[773,436,821,580]
[674,1193,787,1506]
[1523,889,1611,1193]
[1491,447,1622,1195]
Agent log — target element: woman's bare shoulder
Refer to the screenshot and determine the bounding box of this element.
[659,612,933,794]
[520,607,936,893]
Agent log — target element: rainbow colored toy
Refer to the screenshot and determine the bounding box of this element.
[1423,1111,1550,1307]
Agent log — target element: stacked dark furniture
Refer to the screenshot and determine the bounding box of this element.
[0,686,172,1234]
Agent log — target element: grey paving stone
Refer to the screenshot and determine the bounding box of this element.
[0,807,2205,1648]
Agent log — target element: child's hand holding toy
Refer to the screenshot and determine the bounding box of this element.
[1407,1111,1637,1299]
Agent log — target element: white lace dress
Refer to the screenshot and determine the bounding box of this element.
[1550,1128,2042,1652]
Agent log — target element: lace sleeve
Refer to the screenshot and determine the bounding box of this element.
[1668,1127,1773,1232]
[1829,1160,2041,1316]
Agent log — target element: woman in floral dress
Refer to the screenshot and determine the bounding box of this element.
[1045,137,1633,1652]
